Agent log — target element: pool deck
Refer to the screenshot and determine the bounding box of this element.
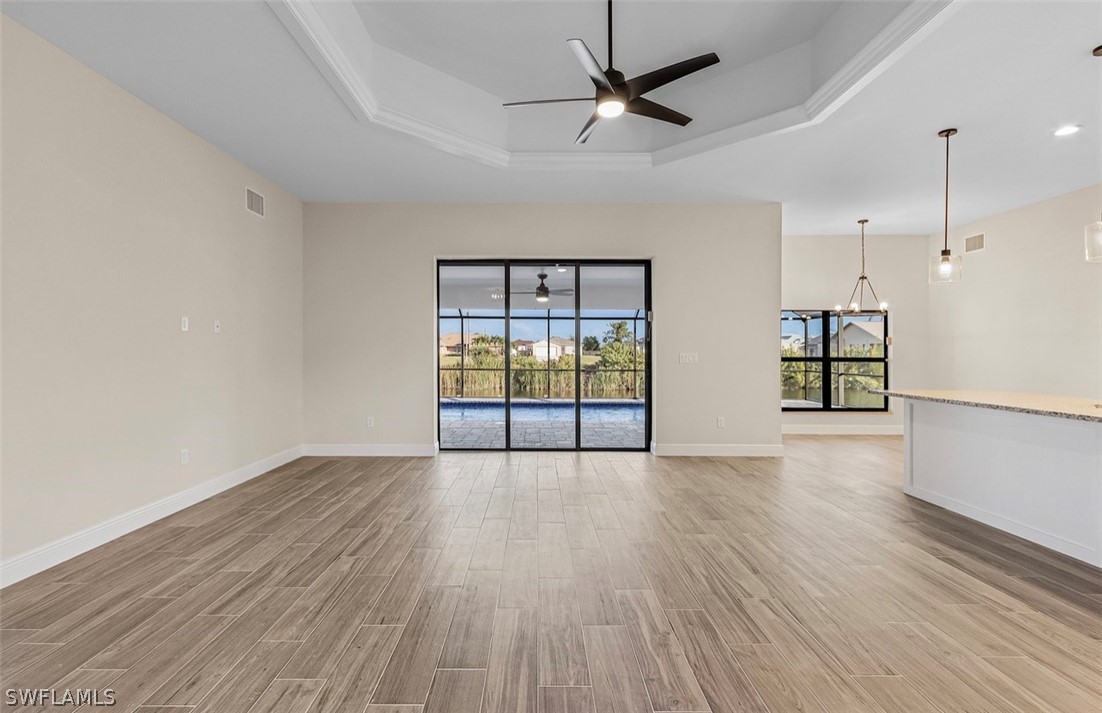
[440,398,646,449]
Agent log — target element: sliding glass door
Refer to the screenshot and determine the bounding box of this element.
[579,265,647,448]
[438,264,507,449]
[509,264,577,449]
[438,260,649,451]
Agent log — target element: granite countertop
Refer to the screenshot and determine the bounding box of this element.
[873,389,1102,423]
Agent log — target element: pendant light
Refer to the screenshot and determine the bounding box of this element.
[1086,212,1102,262]
[841,219,887,313]
[930,128,962,283]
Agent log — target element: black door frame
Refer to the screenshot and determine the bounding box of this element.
[437,258,652,452]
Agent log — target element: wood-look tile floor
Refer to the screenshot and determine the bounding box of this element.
[3,436,1102,712]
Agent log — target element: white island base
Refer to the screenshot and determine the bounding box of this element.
[885,391,1102,568]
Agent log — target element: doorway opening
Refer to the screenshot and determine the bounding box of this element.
[438,260,651,451]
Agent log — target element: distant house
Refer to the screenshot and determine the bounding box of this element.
[531,337,575,362]
[806,321,884,357]
[512,339,535,356]
[780,334,805,352]
[439,332,502,358]
[439,332,468,358]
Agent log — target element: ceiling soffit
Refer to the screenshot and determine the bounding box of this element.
[268,0,958,170]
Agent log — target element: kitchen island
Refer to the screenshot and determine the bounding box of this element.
[877,389,1102,567]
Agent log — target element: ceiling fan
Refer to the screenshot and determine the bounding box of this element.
[490,272,575,302]
[503,0,720,144]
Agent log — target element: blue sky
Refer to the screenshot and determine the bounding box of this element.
[781,312,825,339]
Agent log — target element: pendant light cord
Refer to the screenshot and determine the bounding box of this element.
[943,131,951,252]
[860,221,867,276]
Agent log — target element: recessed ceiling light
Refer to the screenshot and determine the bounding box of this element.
[556,267,567,272]
[1054,125,1081,137]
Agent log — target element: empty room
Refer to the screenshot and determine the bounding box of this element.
[2,1,1101,712]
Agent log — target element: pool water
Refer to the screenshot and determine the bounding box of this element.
[441,400,644,422]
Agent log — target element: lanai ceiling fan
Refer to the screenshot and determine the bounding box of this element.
[489,271,575,303]
[503,0,720,144]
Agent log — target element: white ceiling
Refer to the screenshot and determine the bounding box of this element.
[355,1,841,99]
[4,1,1100,234]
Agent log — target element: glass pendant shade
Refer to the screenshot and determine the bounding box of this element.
[1086,215,1102,262]
[929,250,962,283]
[931,128,962,284]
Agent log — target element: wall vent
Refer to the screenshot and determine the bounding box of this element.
[964,233,985,253]
[246,188,265,217]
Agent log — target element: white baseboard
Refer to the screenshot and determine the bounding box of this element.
[652,443,785,457]
[905,485,1101,567]
[303,443,439,457]
[782,424,903,435]
[0,445,304,588]
[3,437,794,586]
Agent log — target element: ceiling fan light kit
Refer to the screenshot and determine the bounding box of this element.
[596,96,625,118]
[503,0,720,144]
[930,128,963,284]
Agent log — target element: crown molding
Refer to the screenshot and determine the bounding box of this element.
[805,0,958,122]
[269,0,956,170]
[267,0,378,119]
[374,105,510,167]
[508,152,652,170]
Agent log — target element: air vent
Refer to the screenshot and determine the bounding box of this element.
[964,233,985,253]
[246,188,265,217]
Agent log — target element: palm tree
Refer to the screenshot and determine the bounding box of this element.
[603,320,632,345]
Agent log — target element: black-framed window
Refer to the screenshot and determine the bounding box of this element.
[781,310,888,411]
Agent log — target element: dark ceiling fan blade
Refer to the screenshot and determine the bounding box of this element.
[548,289,575,295]
[625,97,692,126]
[625,52,720,99]
[503,97,592,107]
[575,112,601,144]
[567,39,613,91]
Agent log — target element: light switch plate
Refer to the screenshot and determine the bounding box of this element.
[679,352,699,364]
[213,320,222,334]
[181,316,189,332]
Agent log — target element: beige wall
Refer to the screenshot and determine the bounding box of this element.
[927,183,1102,397]
[781,233,931,432]
[303,203,783,454]
[1,18,304,561]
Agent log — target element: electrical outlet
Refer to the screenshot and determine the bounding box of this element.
[716,416,726,428]
[213,319,222,334]
[181,316,189,332]
[366,417,375,428]
[679,352,699,364]
[180,448,190,465]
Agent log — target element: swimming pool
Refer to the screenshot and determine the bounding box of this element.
[440,399,645,422]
